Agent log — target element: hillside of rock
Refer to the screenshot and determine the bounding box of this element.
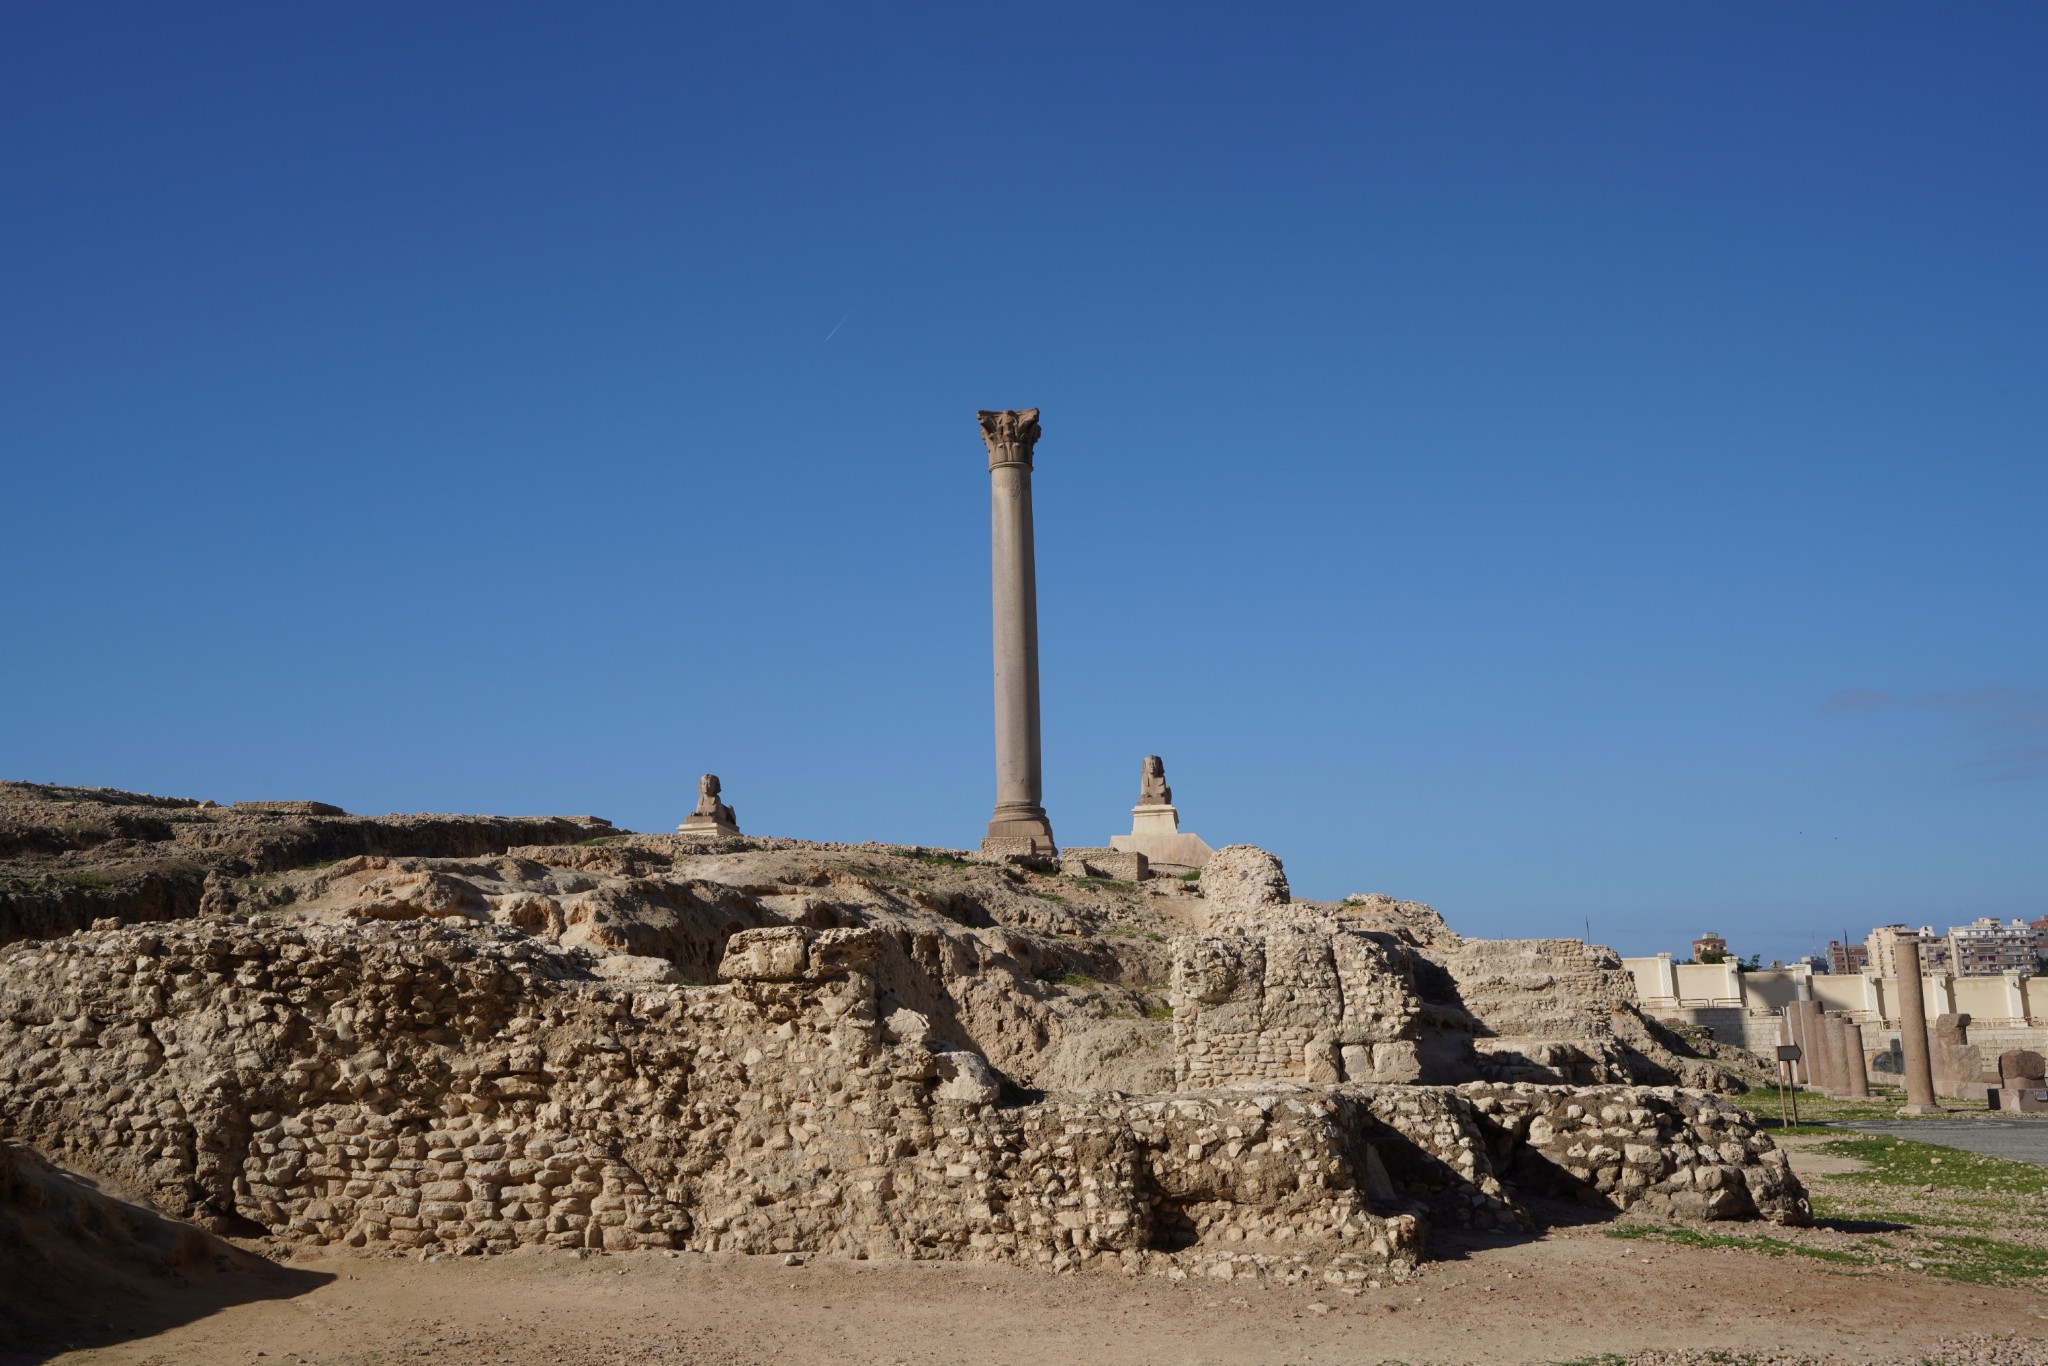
[0,781,614,946]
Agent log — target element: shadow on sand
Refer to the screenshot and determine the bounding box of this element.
[0,1148,332,1365]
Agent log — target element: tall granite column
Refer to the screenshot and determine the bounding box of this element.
[1896,938,1940,1114]
[978,408,1056,854]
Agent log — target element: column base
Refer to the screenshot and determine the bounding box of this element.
[677,818,742,841]
[983,805,1055,856]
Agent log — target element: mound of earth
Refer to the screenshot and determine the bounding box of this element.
[0,1138,317,1354]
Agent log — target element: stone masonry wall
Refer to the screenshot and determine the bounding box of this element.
[1171,930,1424,1089]
[0,919,1805,1284]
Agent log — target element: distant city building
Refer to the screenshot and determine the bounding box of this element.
[1824,939,1869,975]
[1691,931,1730,963]
[1947,917,2036,978]
[2031,916,2048,970]
[1866,924,1951,977]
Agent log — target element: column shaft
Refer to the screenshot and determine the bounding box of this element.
[1823,1013,1851,1098]
[1793,1000,1825,1090]
[1896,939,1940,1113]
[1844,1019,1871,1098]
[979,409,1054,853]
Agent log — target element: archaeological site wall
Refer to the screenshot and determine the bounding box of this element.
[0,914,1806,1284]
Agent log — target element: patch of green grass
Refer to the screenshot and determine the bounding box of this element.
[898,848,972,869]
[0,869,115,894]
[1178,868,1200,881]
[1817,1134,2048,1198]
[1144,930,1167,943]
[1067,874,1134,893]
[1141,1001,1173,1020]
[578,834,631,847]
[1604,1222,1870,1267]
[1049,970,1099,988]
[1631,1130,2048,1288]
[1917,1233,2048,1285]
[1033,888,1068,904]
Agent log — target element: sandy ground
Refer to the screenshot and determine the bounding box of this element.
[10,1145,2048,1366]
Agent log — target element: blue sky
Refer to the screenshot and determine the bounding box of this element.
[4,4,2043,960]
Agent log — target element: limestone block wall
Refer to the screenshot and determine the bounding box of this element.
[1170,930,1423,1089]
[1462,1083,1806,1223]
[0,918,1807,1281]
[0,919,1437,1277]
[1434,938,1638,1043]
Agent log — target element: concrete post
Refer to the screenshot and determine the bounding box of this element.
[1843,1018,1871,1098]
[977,409,1055,854]
[1896,938,1940,1114]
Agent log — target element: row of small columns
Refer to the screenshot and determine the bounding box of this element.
[1780,937,1939,1113]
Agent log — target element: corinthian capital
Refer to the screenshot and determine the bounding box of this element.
[978,408,1041,469]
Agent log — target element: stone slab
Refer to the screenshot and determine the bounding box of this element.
[1058,847,1147,882]
[1110,831,1214,870]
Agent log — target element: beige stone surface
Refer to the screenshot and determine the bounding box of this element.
[0,790,1818,1314]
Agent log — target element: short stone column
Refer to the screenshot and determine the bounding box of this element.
[1896,938,1940,1113]
[978,409,1055,854]
[1823,1013,1854,1098]
[1843,1019,1871,1098]
[1793,999,1827,1091]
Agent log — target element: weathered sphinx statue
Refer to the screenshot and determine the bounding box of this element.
[1138,754,1172,807]
[678,773,740,837]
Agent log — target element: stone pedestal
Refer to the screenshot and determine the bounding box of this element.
[676,816,741,840]
[1110,802,1214,874]
[978,409,1055,856]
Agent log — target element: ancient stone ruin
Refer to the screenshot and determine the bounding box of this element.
[0,783,1807,1286]
[1111,755,1215,872]
[0,409,1812,1285]
[676,773,740,840]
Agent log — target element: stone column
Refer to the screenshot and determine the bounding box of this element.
[1793,999,1827,1091]
[1896,938,1940,1113]
[1823,1013,1852,1098]
[978,409,1055,854]
[1843,1019,1871,1098]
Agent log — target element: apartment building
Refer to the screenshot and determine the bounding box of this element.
[1948,917,2037,978]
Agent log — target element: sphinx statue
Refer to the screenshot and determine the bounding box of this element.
[1138,754,1172,807]
[1111,754,1212,872]
[678,773,741,838]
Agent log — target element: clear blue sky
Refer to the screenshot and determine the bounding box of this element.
[4,4,2044,961]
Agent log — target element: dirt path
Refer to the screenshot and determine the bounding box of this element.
[18,1226,2047,1366]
